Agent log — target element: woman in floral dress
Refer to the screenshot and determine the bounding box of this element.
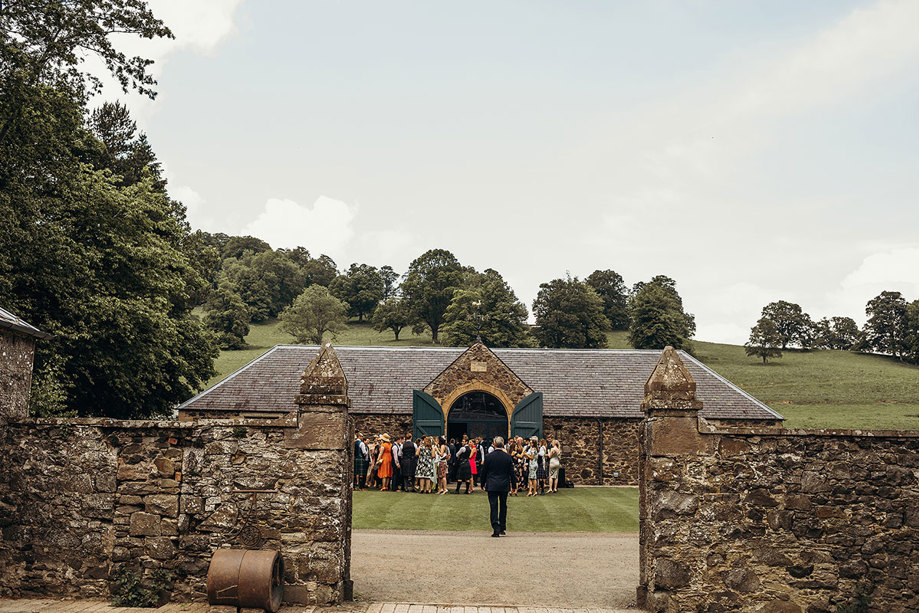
[415,436,436,493]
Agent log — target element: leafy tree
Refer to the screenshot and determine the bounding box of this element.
[219,250,306,321]
[443,269,532,347]
[380,265,400,299]
[760,300,810,349]
[279,285,349,344]
[329,263,385,322]
[302,253,338,287]
[586,269,629,330]
[814,316,861,350]
[906,300,919,365]
[204,283,250,349]
[2,168,218,418]
[86,101,164,189]
[532,276,608,348]
[628,282,694,351]
[371,297,413,341]
[864,291,909,359]
[401,249,465,343]
[0,0,172,145]
[221,235,272,260]
[745,318,783,364]
[0,0,217,418]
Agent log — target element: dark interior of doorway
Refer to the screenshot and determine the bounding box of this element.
[447,391,507,442]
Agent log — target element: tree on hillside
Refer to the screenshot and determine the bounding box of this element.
[401,249,465,343]
[443,269,532,348]
[221,235,272,260]
[760,300,810,349]
[906,300,919,364]
[380,265,400,299]
[371,297,413,341]
[628,281,695,351]
[204,283,250,349]
[745,318,783,364]
[302,254,338,287]
[864,291,909,359]
[532,276,608,348]
[329,263,385,322]
[586,269,629,330]
[279,285,349,345]
[814,316,861,350]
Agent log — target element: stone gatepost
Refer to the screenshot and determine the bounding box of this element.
[282,342,353,604]
[636,346,710,612]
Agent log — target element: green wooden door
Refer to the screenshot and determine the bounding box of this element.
[413,390,445,439]
[511,392,543,439]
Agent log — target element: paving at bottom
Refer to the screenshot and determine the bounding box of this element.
[0,532,640,612]
[351,530,639,610]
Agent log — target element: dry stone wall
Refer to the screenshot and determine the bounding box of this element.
[638,348,919,612]
[0,342,353,606]
[543,417,641,485]
[0,415,351,605]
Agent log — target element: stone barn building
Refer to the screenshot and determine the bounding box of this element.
[0,306,52,424]
[179,341,781,485]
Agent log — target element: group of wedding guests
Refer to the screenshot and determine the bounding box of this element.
[353,431,564,495]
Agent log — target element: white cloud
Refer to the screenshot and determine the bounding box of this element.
[243,196,357,260]
[824,246,919,324]
[356,229,417,267]
[87,0,244,123]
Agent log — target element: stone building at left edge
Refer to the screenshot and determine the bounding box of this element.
[0,306,52,424]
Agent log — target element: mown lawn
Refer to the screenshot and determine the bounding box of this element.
[352,487,639,532]
[203,320,919,430]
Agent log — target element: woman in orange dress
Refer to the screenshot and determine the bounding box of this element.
[468,440,478,492]
[377,434,394,491]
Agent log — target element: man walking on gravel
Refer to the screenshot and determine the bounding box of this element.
[480,436,516,537]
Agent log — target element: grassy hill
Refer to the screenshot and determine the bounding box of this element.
[205,320,919,431]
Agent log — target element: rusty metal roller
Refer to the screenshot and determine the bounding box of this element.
[207,549,284,612]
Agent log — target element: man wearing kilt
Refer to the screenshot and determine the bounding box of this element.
[353,433,369,490]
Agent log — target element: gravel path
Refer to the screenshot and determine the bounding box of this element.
[351,530,639,609]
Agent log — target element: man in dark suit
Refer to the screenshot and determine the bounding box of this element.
[480,436,516,537]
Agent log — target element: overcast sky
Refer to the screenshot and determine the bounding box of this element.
[104,0,919,344]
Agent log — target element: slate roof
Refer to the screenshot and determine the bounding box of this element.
[180,345,782,421]
[0,306,52,340]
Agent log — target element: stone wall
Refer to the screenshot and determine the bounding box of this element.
[0,329,36,424]
[638,347,919,612]
[0,415,351,605]
[353,414,413,441]
[543,417,641,485]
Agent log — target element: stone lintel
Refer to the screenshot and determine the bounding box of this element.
[282,411,349,450]
[648,415,714,457]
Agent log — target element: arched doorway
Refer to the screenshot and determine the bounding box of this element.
[447,390,508,441]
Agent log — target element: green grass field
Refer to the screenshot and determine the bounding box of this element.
[352,487,639,532]
[692,341,919,430]
[204,319,919,430]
